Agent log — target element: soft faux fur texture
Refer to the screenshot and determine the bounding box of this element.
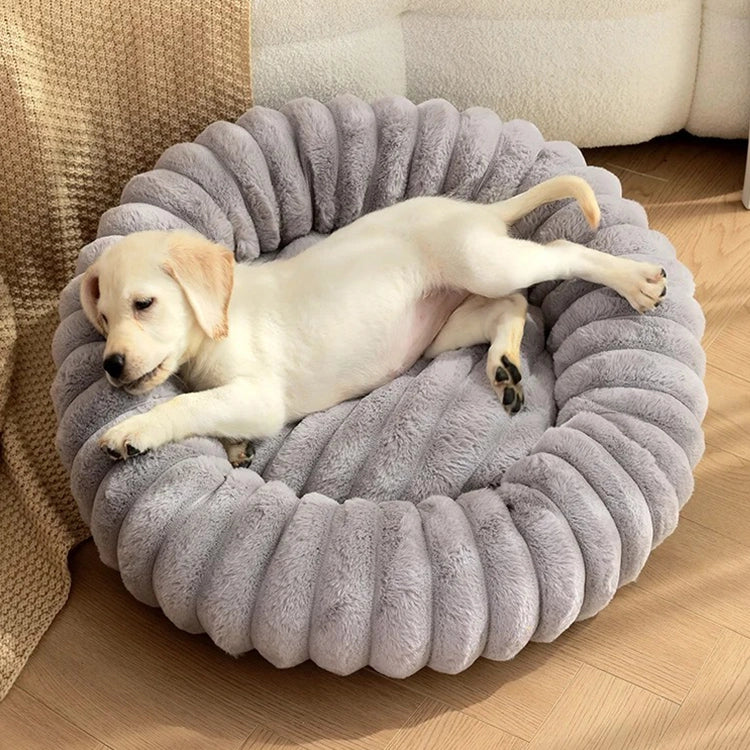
[52,95,706,678]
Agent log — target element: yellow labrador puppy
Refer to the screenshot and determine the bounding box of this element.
[81,175,666,465]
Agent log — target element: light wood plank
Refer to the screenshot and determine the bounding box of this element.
[705,293,750,386]
[16,542,427,750]
[0,686,109,750]
[702,364,750,461]
[385,699,525,750]
[585,133,744,184]
[396,645,580,740]
[554,585,721,702]
[241,725,297,749]
[528,664,678,750]
[658,630,750,750]
[634,518,750,639]
[675,200,750,348]
[681,445,750,546]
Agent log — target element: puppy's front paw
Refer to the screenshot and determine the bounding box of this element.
[614,261,667,313]
[222,438,255,468]
[100,414,168,460]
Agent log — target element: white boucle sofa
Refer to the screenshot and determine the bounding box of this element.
[251,0,749,148]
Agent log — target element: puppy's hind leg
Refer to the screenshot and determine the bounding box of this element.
[425,293,527,414]
[545,239,667,313]
[484,295,527,414]
[424,294,492,358]
[462,236,667,312]
[434,230,666,313]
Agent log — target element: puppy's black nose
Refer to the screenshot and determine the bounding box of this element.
[103,353,125,379]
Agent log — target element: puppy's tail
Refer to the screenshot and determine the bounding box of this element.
[494,175,600,229]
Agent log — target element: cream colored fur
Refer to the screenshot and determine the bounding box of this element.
[80,175,666,463]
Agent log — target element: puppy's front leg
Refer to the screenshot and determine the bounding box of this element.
[100,379,286,460]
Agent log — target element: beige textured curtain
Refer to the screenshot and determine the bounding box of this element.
[0,0,252,699]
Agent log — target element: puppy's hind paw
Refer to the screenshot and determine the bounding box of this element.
[492,354,524,415]
[499,382,524,415]
[614,261,667,313]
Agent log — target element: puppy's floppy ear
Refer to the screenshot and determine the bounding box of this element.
[80,262,104,334]
[163,233,234,340]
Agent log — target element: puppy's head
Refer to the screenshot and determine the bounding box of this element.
[80,230,234,394]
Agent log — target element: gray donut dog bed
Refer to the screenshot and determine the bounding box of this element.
[52,95,707,678]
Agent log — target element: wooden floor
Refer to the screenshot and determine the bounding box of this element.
[3,135,750,749]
